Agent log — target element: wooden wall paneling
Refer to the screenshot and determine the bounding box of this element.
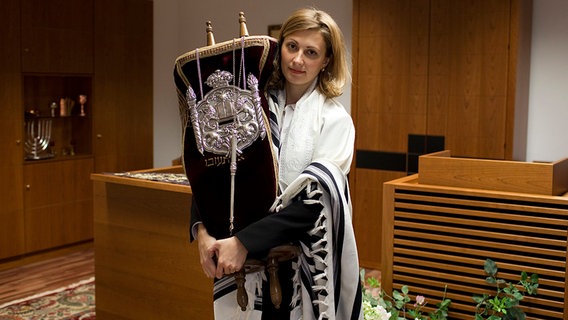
[426,0,451,137]
[354,169,405,269]
[352,0,430,268]
[94,0,153,174]
[429,0,532,160]
[20,0,94,74]
[380,174,411,296]
[438,0,512,159]
[0,0,25,260]
[351,0,531,269]
[113,0,153,172]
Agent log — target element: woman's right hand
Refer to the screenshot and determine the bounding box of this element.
[196,223,218,278]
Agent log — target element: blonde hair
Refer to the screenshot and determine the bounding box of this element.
[268,7,350,98]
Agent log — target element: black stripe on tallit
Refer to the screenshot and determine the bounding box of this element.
[351,279,363,319]
[304,162,346,316]
[213,277,237,301]
[268,93,280,150]
[300,264,320,319]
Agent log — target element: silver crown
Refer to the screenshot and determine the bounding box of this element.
[205,70,233,88]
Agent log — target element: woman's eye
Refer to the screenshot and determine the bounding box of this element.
[306,50,318,57]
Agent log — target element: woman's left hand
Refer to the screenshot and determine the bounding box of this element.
[212,236,248,279]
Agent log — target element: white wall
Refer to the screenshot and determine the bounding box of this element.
[526,0,568,162]
[154,0,568,167]
[154,0,182,168]
[153,0,352,167]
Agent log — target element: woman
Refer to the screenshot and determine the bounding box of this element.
[194,7,362,319]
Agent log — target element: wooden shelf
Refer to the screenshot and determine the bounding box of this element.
[23,74,92,162]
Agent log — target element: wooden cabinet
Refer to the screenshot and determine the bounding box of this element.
[0,0,152,262]
[92,167,213,319]
[24,158,94,252]
[0,0,25,260]
[351,0,533,269]
[21,0,94,74]
[93,0,153,173]
[23,74,93,159]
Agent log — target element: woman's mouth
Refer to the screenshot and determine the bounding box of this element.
[289,68,304,74]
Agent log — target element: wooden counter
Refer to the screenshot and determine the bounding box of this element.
[92,166,213,319]
[382,152,568,319]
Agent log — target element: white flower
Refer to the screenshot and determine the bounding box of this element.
[363,300,391,320]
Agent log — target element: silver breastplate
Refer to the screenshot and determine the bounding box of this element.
[186,69,267,156]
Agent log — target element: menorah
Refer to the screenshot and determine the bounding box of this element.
[24,118,54,160]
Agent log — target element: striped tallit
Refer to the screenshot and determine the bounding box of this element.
[213,82,362,319]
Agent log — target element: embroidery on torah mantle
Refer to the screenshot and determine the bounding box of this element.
[174,28,278,240]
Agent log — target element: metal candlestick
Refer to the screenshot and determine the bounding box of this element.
[24,118,54,160]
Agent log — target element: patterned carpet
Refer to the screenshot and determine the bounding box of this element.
[0,278,95,320]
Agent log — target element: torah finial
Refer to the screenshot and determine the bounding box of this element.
[206,21,215,46]
[239,12,249,37]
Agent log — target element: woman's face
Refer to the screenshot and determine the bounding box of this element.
[280,29,330,94]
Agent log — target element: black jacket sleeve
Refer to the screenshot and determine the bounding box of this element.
[235,192,323,258]
[189,196,201,242]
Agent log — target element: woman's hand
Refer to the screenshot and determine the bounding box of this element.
[212,236,248,279]
[196,224,218,278]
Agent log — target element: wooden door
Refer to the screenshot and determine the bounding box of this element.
[351,0,532,269]
[23,158,94,253]
[21,0,94,74]
[0,0,25,260]
[93,0,153,173]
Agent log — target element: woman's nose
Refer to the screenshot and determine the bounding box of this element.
[292,52,303,65]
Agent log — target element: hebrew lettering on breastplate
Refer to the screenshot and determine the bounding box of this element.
[186,69,266,156]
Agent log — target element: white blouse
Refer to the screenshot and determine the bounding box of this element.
[272,81,355,191]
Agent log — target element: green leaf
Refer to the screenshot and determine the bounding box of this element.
[502,286,513,295]
[439,298,451,308]
[484,259,498,276]
[392,290,403,301]
[389,310,399,320]
[367,277,380,288]
[513,291,524,301]
[401,285,409,295]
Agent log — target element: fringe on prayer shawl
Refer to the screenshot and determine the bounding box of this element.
[213,272,264,320]
[212,160,362,319]
[285,160,363,320]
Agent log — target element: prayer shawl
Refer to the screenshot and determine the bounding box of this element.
[213,83,362,319]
